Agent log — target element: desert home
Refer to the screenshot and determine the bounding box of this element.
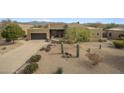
[26,23,124,41]
[103,27,124,39]
[27,23,67,40]
[26,23,104,41]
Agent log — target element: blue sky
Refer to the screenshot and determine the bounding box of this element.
[0,18,124,24]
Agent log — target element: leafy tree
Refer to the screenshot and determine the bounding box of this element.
[64,27,90,43]
[1,23,25,43]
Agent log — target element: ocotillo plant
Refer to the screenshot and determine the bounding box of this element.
[61,42,64,54]
[76,43,80,57]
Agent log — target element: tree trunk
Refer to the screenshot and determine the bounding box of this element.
[6,38,11,42]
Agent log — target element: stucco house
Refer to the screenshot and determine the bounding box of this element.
[103,27,124,39]
[27,23,67,40]
[27,23,104,41]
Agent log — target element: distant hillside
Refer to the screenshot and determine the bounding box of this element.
[20,21,68,26]
[22,21,49,25]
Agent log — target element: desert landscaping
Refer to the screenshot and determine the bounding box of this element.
[33,41,123,74]
[0,18,124,74]
[15,40,124,74]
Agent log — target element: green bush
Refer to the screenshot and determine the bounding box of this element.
[23,63,38,74]
[113,40,124,48]
[30,55,41,62]
[40,47,45,51]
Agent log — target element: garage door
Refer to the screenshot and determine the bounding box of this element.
[31,33,47,40]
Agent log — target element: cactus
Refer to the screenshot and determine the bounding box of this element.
[76,43,79,57]
[61,42,64,54]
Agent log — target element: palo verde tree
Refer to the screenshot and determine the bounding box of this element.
[1,22,25,43]
[64,27,90,43]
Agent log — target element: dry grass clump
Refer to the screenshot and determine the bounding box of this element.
[86,49,102,65]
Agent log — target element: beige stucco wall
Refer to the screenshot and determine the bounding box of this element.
[27,28,49,40]
[90,29,103,41]
[107,30,124,39]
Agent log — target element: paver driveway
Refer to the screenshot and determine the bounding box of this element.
[0,40,47,74]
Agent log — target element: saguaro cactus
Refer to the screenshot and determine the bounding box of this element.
[99,44,102,49]
[76,43,80,57]
[61,42,64,54]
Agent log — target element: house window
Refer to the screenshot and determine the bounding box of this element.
[109,33,112,37]
[97,33,99,36]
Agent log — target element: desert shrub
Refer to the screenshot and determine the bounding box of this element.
[113,40,124,48]
[40,44,52,52]
[23,35,27,38]
[86,48,91,53]
[62,52,72,58]
[23,63,38,74]
[98,39,107,42]
[25,38,29,41]
[39,47,45,51]
[1,47,6,50]
[45,45,51,52]
[86,52,102,65]
[45,38,50,42]
[29,55,41,62]
[54,68,63,74]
